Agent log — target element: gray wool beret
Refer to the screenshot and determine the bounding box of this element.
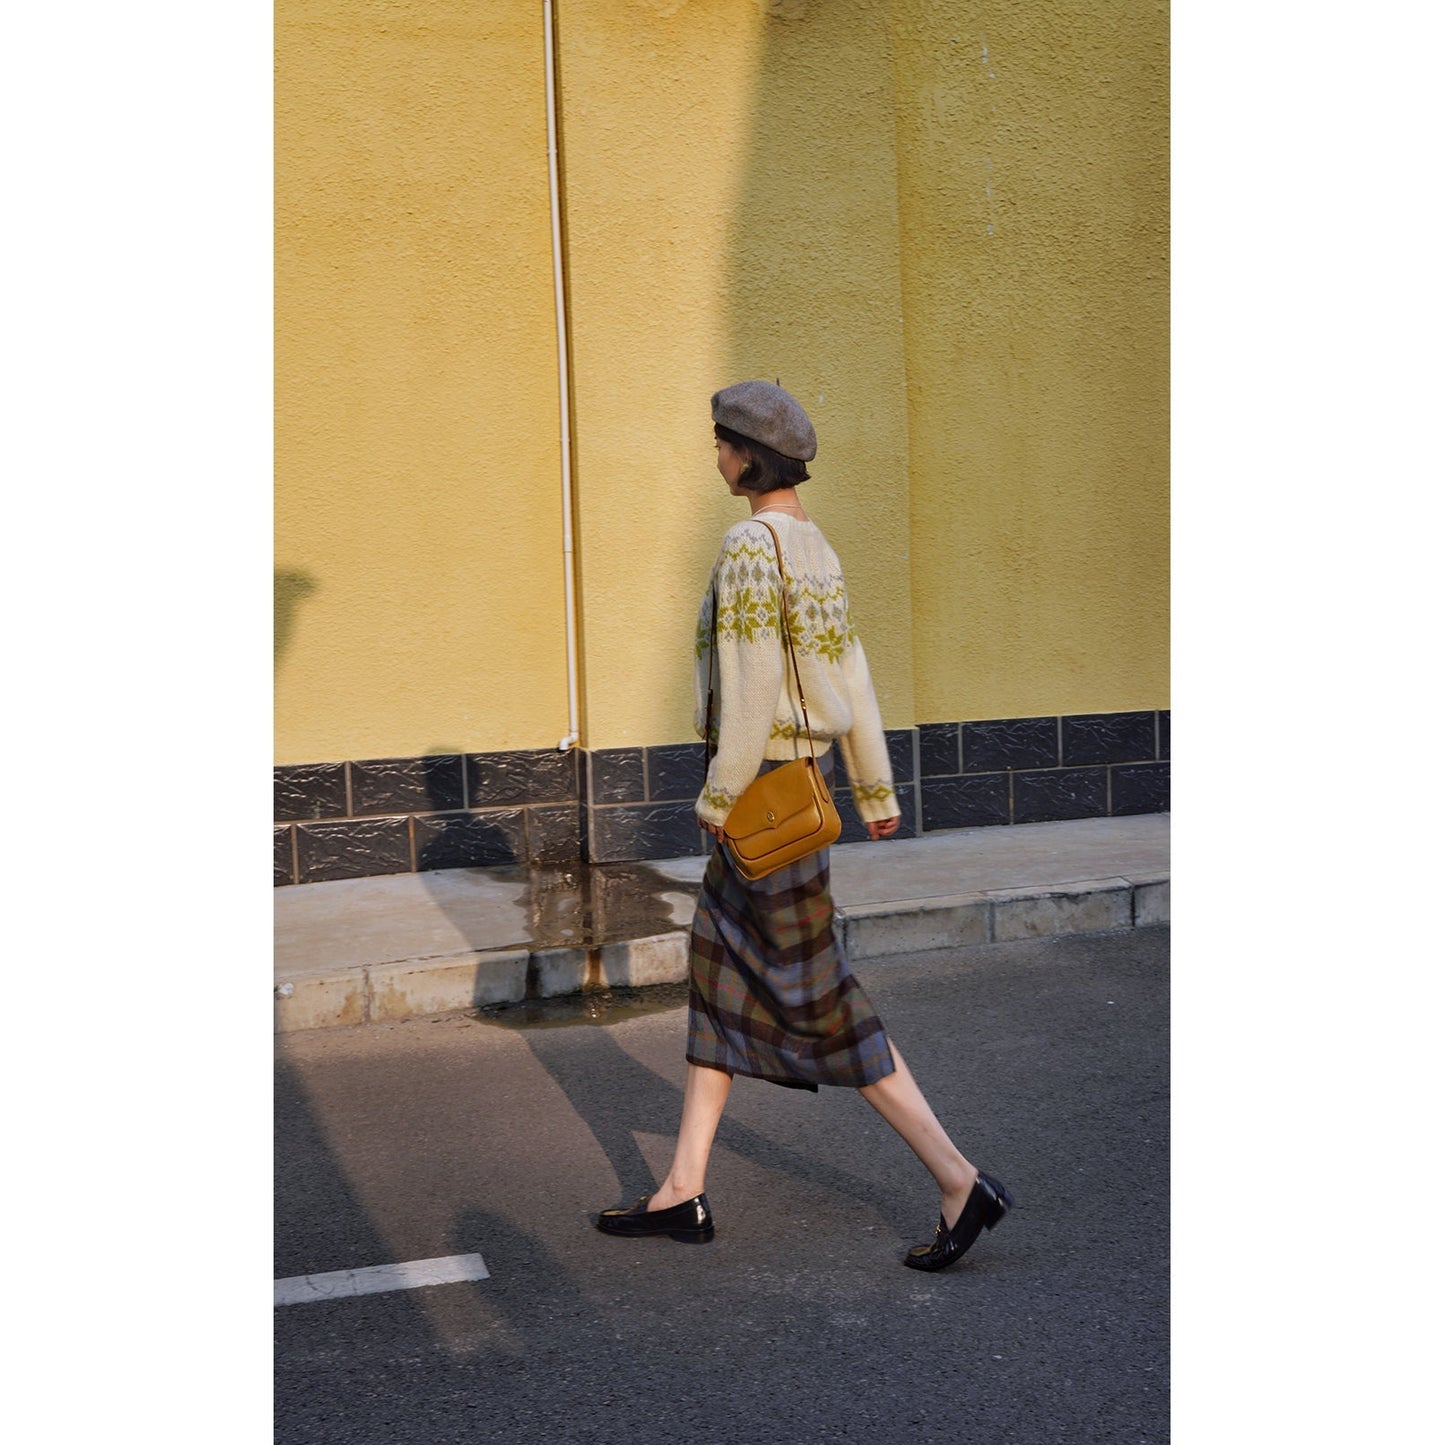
[711,380,818,462]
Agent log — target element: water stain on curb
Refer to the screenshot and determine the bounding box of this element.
[473,981,692,1030]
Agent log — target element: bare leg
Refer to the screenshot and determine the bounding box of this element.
[646,1062,734,1211]
[859,1043,978,1228]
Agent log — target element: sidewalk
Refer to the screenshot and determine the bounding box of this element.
[274,814,1168,1031]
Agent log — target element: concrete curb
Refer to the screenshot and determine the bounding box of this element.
[274,873,1169,1033]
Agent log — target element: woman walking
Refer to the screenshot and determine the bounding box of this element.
[593,381,1011,1270]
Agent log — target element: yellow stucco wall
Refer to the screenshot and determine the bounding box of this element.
[890,0,1170,720]
[274,0,568,763]
[275,0,1167,765]
[560,0,916,749]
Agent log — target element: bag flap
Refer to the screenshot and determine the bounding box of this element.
[725,759,827,852]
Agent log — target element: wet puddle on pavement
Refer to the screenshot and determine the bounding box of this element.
[478,860,700,950]
[443,859,701,1028]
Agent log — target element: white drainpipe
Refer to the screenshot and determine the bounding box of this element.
[544,0,580,752]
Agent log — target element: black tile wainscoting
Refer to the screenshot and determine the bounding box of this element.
[275,749,582,885]
[919,712,1169,830]
[274,711,1169,883]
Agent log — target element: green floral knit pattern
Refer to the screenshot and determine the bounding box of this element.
[695,536,859,663]
[699,779,736,814]
[850,780,895,805]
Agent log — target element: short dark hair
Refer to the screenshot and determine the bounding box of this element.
[714,422,811,492]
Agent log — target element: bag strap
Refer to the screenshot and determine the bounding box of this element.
[702,520,816,767]
[753,519,817,755]
[704,579,718,763]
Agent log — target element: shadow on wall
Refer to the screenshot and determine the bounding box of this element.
[415,748,513,875]
[660,4,907,805]
[691,3,908,679]
[722,3,849,404]
[721,1,902,489]
[274,567,318,674]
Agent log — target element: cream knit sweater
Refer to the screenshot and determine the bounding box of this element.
[693,514,898,828]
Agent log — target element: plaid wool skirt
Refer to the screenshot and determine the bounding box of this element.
[686,755,897,1091]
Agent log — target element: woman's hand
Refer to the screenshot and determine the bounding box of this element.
[699,818,727,839]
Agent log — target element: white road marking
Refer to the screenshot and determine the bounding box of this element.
[274,1253,490,1307]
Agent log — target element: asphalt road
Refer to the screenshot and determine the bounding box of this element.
[275,927,1169,1444]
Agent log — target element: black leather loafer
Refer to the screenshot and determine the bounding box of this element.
[902,1171,1013,1271]
[593,1192,715,1243]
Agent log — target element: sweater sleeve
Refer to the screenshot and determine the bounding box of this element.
[834,633,899,824]
[695,527,786,828]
